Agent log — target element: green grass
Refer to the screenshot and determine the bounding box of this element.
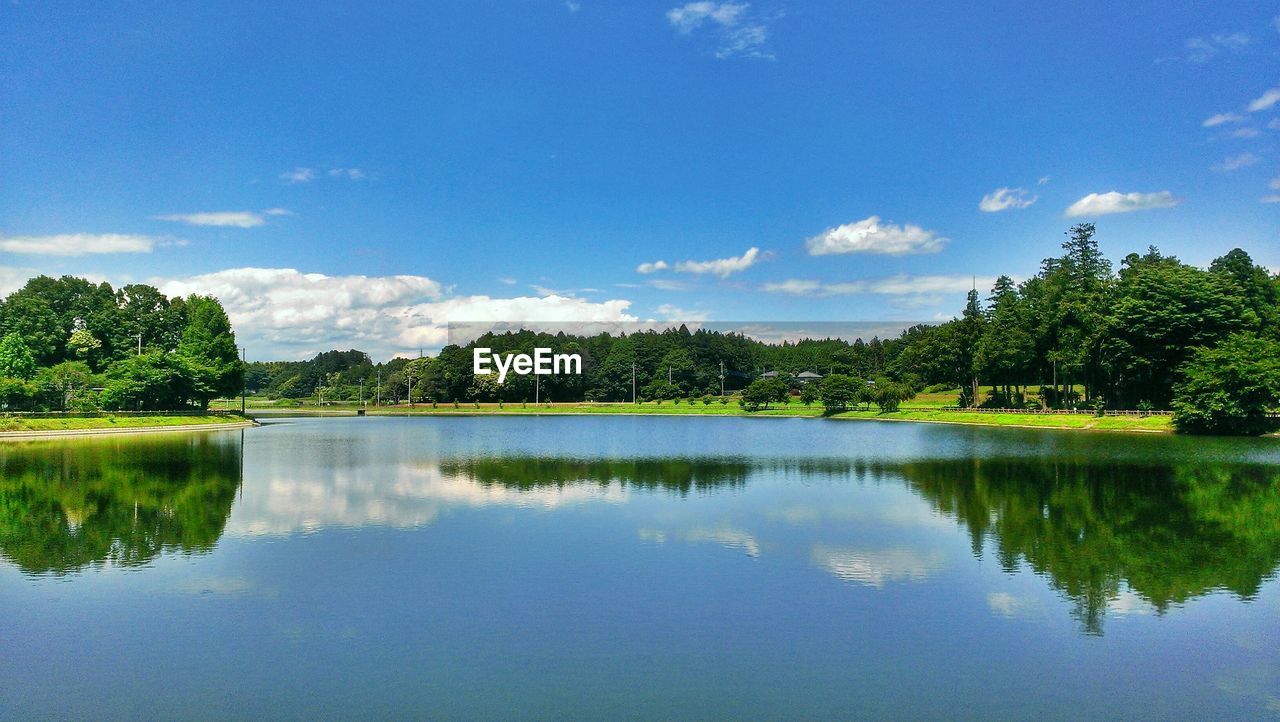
[357,402,824,417]
[0,414,249,433]
[828,408,1173,432]
[263,400,1174,432]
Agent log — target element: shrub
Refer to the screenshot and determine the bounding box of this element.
[1172,333,1280,435]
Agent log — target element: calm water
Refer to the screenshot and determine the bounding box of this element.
[2,416,1279,719]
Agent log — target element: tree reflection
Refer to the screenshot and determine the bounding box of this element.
[893,457,1280,634]
[438,456,861,495]
[444,453,1280,634]
[0,433,242,575]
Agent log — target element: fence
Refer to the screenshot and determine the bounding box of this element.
[938,406,1174,417]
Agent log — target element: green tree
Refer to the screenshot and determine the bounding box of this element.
[821,374,859,412]
[871,378,915,412]
[1104,251,1249,407]
[37,361,95,411]
[177,295,242,404]
[100,352,203,411]
[975,275,1034,406]
[1172,333,1280,435]
[800,383,820,406]
[742,378,787,410]
[0,333,37,380]
[957,288,985,405]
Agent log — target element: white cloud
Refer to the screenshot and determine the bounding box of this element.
[1230,127,1262,139]
[1247,86,1280,112]
[715,23,770,59]
[1261,195,1280,204]
[1106,588,1155,616]
[684,525,760,557]
[0,233,167,256]
[153,211,266,228]
[1037,175,1051,185]
[156,267,637,360]
[674,246,760,278]
[280,167,315,184]
[1182,33,1250,63]
[327,167,367,180]
[1212,32,1250,49]
[805,216,948,255]
[636,259,669,274]
[227,461,628,537]
[263,208,294,216]
[1064,191,1179,217]
[979,187,1038,212]
[1214,152,1260,172]
[666,1,746,32]
[1203,112,1244,127]
[760,278,821,295]
[1269,178,1280,190]
[987,592,1041,619]
[810,545,944,587]
[565,0,581,11]
[655,303,709,322]
[665,2,772,59]
[0,266,38,296]
[762,274,998,297]
[645,278,690,291]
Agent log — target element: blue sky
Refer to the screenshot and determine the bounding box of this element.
[2,1,1278,359]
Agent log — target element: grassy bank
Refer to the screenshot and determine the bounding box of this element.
[0,414,251,433]
[829,408,1174,432]
[252,401,1176,432]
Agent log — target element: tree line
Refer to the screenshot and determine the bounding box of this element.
[0,276,243,411]
[245,223,1279,434]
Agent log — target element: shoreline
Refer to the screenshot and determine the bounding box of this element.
[0,419,257,441]
[249,405,1184,434]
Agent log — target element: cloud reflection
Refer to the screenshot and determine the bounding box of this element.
[810,545,944,587]
[228,461,628,537]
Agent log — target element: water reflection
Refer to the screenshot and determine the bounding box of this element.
[2,431,1278,638]
[892,458,1280,634]
[438,456,826,493]
[0,433,242,575]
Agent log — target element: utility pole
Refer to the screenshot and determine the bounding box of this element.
[719,360,725,396]
[359,379,364,408]
[240,346,246,415]
[136,333,142,356]
[407,372,413,408]
[376,368,381,406]
[535,374,540,405]
[631,362,637,404]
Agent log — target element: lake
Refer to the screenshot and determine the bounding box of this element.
[2,416,1279,719]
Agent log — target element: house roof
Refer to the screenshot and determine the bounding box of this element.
[797,371,823,378]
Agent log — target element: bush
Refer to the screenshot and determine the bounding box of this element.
[742,378,788,411]
[1172,333,1280,435]
[800,384,820,406]
[821,374,859,412]
[872,379,915,412]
